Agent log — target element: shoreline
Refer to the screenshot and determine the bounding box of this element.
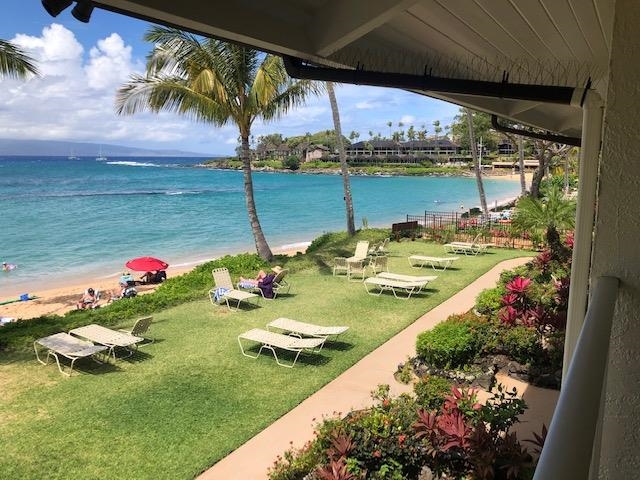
[0,242,310,322]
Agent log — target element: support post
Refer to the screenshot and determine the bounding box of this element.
[563,90,604,380]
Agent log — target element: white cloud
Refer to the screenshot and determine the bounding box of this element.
[400,115,415,124]
[355,101,375,109]
[85,33,135,90]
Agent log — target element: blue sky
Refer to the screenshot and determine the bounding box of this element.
[0,1,461,156]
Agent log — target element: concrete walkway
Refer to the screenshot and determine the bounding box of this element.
[198,257,557,479]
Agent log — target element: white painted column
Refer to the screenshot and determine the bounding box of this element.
[562,90,604,380]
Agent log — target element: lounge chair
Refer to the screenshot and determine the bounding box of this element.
[237,328,325,367]
[210,268,259,311]
[367,255,389,275]
[363,275,435,299]
[368,237,390,256]
[347,240,370,262]
[408,255,459,271]
[69,324,144,361]
[346,258,367,281]
[377,272,438,286]
[118,316,153,346]
[34,332,108,376]
[333,257,349,276]
[267,317,349,350]
[443,234,494,256]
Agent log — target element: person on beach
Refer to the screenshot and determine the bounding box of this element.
[76,288,98,309]
[120,271,134,286]
[140,270,167,284]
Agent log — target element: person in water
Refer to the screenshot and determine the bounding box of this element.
[2,262,16,271]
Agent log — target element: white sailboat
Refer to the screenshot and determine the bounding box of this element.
[68,148,79,160]
[96,145,107,161]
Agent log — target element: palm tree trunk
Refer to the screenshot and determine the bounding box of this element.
[240,133,273,261]
[327,82,355,235]
[518,136,527,195]
[466,108,489,216]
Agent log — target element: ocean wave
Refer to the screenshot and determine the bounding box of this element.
[107,161,161,167]
[279,241,312,250]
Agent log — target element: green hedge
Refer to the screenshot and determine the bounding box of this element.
[416,316,486,368]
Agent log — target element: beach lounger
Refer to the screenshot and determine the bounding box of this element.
[267,317,349,350]
[408,255,459,271]
[69,324,144,361]
[363,276,434,299]
[368,237,390,256]
[118,316,153,346]
[443,242,492,255]
[347,240,370,262]
[34,332,108,376]
[210,267,259,311]
[377,272,438,286]
[237,328,325,367]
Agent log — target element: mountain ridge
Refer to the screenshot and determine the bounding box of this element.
[0,139,218,157]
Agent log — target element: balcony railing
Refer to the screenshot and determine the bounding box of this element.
[533,276,619,480]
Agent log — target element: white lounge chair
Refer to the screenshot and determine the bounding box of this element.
[377,272,438,286]
[237,328,325,367]
[368,237,390,256]
[363,275,435,299]
[118,316,153,346]
[267,317,349,350]
[34,332,107,376]
[69,324,144,361]
[210,267,259,311]
[347,240,370,262]
[443,234,494,255]
[408,255,459,271]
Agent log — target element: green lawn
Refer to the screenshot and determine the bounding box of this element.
[0,238,532,479]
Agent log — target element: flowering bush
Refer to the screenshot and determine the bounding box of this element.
[269,384,535,480]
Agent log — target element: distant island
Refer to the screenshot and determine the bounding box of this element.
[0,139,216,157]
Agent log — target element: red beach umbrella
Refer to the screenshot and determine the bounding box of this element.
[125,256,169,272]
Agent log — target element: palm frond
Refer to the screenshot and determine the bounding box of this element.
[0,39,39,79]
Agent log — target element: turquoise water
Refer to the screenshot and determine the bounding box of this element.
[0,156,521,295]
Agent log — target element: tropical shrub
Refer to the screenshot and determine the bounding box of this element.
[270,384,535,480]
[416,318,482,368]
[475,286,506,315]
[413,376,452,410]
[497,326,543,365]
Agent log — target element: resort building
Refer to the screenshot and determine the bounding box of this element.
[73,0,640,478]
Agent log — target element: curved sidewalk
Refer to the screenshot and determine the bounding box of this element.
[198,257,547,480]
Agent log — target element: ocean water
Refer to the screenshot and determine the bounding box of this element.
[0,156,521,296]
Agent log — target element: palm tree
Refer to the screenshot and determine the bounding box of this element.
[512,184,576,260]
[0,39,38,79]
[327,82,355,235]
[465,109,488,216]
[116,27,323,261]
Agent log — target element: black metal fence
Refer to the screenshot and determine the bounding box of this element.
[405,210,537,249]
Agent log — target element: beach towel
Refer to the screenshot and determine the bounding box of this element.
[213,287,229,303]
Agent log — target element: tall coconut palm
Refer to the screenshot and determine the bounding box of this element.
[326,82,355,235]
[512,184,576,260]
[0,39,38,79]
[465,108,489,216]
[116,27,323,261]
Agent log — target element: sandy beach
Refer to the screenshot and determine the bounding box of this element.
[0,243,309,322]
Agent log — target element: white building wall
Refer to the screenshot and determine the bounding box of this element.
[591,0,640,475]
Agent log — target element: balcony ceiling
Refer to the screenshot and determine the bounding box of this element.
[94,0,615,137]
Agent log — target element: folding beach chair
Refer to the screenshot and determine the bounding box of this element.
[237,328,324,367]
[267,317,349,350]
[34,332,107,376]
[210,268,259,311]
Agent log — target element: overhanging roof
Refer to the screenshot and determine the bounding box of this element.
[93,0,614,137]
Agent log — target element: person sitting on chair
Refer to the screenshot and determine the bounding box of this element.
[76,288,97,309]
[238,270,268,287]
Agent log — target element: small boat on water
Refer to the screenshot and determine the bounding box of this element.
[96,145,107,161]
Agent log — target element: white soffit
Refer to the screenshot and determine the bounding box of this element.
[94,0,615,136]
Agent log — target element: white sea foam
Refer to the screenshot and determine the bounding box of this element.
[107,161,160,167]
[278,241,312,250]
